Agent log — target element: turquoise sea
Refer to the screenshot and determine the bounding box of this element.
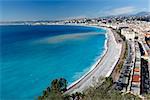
[0,25,106,99]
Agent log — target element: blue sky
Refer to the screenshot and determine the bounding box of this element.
[0,0,149,21]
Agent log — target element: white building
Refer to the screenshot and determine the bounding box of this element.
[121,28,135,40]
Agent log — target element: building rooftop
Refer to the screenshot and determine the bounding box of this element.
[132,75,140,82]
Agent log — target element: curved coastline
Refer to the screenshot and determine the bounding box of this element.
[65,25,109,91]
[45,24,108,89]
[48,24,109,92]
[64,24,122,93]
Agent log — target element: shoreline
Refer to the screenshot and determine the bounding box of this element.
[1,24,120,94]
[65,24,122,93]
[34,23,109,89]
[67,25,109,90]
[67,24,109,90]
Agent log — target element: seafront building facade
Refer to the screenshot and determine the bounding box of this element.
[121,28,135,40]
[130,41,141,95]
[92,17,150,96]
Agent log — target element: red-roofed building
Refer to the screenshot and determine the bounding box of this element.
[132,75,140,82]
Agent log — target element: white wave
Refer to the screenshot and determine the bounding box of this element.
[67,29,108,89]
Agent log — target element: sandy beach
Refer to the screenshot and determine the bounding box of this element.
[65,26,122,94]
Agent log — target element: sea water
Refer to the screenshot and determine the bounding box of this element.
[0,25,106,99]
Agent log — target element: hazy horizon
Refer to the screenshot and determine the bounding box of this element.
[0,0,149,21]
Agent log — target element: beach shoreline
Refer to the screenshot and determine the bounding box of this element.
[29,24,121,93]
[43,24,110,90]
[66,25,109,90]
[64,24,122,93]
[31,23,109,92]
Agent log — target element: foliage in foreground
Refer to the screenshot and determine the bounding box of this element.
[38,78,67,100]
[83,77,141,100]
[38,77,141,100]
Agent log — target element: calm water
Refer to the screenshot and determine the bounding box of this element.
[0,25,106,99]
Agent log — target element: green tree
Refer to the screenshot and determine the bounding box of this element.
[51,78,67,92]
[59,78,67,92]
[51,79,60,92]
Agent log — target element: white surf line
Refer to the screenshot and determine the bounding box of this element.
[65,26,122,94]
